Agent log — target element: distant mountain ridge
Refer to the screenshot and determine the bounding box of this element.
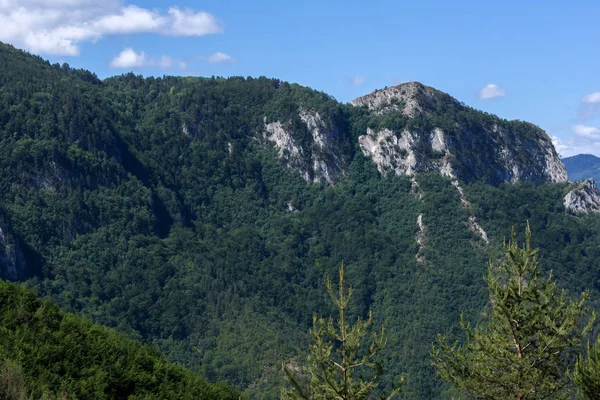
[563,154,600,182]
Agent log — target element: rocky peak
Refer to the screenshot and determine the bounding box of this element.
[262,82,567,188]
[564,179,600,214]
[350,81,457,117]
[352,84,567,186]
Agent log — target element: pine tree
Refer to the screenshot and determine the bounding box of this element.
[282,262,402,400]
[574,338,600,399]
[432,225,595,400]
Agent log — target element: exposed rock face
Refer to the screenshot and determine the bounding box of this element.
[0,224,26,281]
[350,82,455,117]
[468,216,489,244]
[353,82,568,186]
[540,139,569,182]
[264,82,567,188]
[263,109,344,184]
[564,179,600,214]
[415,214,426,263]
[264,120,307,178]
[354,83,565,249]
[358,126,459,180]
[358,128,417,176]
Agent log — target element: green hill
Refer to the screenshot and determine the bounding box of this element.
[0,280,239,399]
[563,154,600,182]
[0,42,599,398]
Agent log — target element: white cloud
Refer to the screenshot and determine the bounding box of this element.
[555,93,600,157]
[92,6,164,35]
[551,134,600,158]
[0,1,223,56]
[478,83,506,100]
[583,91,600,104]
[110,48,186,70]
[157,55,185,69]
[572,124,600,139]
[578,91,600,121]
[167,7,222,36]
[110,48,147,68]
[551,136,569,156]
[207,52,234,64]
[349,75,365,86]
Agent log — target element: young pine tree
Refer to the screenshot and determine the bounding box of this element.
[574,338,600,399]
[432,225,594,400]
[282,262,402,400]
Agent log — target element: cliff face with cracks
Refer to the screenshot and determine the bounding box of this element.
[263,109,346,185]
[564,179,600,214]
[352,82,567,185]
[263,82,567,187]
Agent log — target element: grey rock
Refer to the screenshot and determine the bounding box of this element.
[352,82,567,185]
[0,224,26,281]
[564,179,600,214]
[263,109,344,185]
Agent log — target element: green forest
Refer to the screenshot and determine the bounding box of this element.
[0,281,239,399]
[1,42,600,398]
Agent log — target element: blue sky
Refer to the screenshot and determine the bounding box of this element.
[2,0,600,156]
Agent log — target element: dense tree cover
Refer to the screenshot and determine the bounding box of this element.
[1,42,600,398]
[0,280,239,399]
[433,227,594,399]
[575,337,600,398]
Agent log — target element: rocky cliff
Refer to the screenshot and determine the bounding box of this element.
[351,81,457,117]
[352,82,568,186]
[564,179,600,214]
[263,109,345,184]
[260,82,567,188]
[0,223,26,281]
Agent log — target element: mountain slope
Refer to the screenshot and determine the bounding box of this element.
[563,154,600,182]
[0,42,599,399]
[0,280,239,399]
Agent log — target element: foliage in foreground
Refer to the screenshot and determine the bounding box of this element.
[575,337,600,399]
[432,226,594,400]
[0,280,240,400]
[282,263,402,400]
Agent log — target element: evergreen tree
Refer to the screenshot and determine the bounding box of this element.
[574,338,600,399]
[282,262,402,400]
[432,225,595,400]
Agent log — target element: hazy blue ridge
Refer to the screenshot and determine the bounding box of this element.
[563,154,600,181]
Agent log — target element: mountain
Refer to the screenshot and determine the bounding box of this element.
[1,42,600,398]
[352,82,567,185]
[563,154,600,182]
[266,80,568,186]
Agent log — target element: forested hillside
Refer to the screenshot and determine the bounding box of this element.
[0,280,239,399]
[1,42,600,398]
[564,154,600,182]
